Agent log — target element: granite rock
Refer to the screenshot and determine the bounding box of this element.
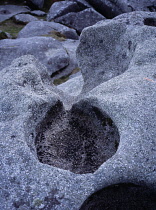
[57,74,83,96]
[76,12,156,92]
[0,36,69,76]
[18,20,79,40]
[0,55,94,210]
[82,37,156,195]
[1,37,156,208]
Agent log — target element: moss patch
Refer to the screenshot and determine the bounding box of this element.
[0,19,24,38]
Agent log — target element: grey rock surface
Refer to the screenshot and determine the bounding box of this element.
[0,55,94,210]
[57,74,84,96]
[0,5,30,22]
[0,36,69,76]
[30,10,46,16]
[76,12,156,92]
[114,10,156,26]
[47,1,81,21]
[18,20,79,40]
[55,8,105,33]
[1,36,156,209]
[85,37,156,193]
[13,14,38,24]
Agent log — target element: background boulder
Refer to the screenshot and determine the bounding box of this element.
[0,37,69,77]
[54,8,105,33]
[76,11,156,92]
[18,20,79,40]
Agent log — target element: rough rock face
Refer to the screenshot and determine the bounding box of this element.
[0,5,30,22]
[47,1,81,21]
[0,37,69,76]
[1,34,156,209]
[76,12,156,92]
[13,14,38,24]
[0,55,100,209]
[54,8,105,33]
[17,20,79,40]
[83,36,156,195]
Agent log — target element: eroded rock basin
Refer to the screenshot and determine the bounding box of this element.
[35,101,120,174]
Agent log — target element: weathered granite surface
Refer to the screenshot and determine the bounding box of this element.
[1,36,156,208]
[0,8,156,210]
[77,12,156,92]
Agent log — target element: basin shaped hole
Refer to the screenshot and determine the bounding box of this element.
[35,101,120,174]
[80,183,156,209]
[144,18,156,27]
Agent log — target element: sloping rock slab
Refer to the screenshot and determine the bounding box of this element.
[0,5,30,23]
[54,8,105,33]
[84,37,156,193]
[18,20,79,40]
[13,14,38,24]
[47,1,81,21]
[0,36,69,76]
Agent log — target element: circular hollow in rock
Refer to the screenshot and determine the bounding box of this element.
[80,183,156,209]
[35,101,120,174]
